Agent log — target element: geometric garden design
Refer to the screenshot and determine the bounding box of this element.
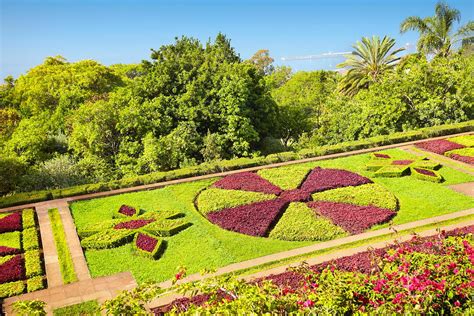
[78,206,191,260]
[196,167,399,240]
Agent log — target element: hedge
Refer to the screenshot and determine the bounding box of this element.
[24,250,42,278]
[22,227,39,251]
[1,120,473,209]
[26,275,44,293]
[0,280,25,298]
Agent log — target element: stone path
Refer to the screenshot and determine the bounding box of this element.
[147,220,474,309]
[449,182,474,198]
[3,272,137,315]
[401,145,474,176]
[1,131,472,214]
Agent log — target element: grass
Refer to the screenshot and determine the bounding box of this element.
[70,148,474,284]
[0,231,21,249]
[53,300,100,316]
[269,202,347,241]
[48,208,78,284]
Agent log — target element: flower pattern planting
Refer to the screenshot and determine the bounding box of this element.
[198,167,398,239]
[415,139,464,155]
[114,219,155,230]
[413,168,436,177]
[136,233,158,252]
[0,212,22,233]
[0,246,20,256]
[0,255,25,284]
[118,205,137,217]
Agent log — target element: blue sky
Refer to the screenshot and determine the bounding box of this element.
[1,0,473,78]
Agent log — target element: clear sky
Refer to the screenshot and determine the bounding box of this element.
[1,0,473,78]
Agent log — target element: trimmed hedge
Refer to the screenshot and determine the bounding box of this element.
[197,188,276,214]
[1,120,473,209]
[0,280,25,298]
[133,233,165,260]
[412,168,444,183]
[447,135,474,147]
[21,209,36,229]
[0,231,21,250]
[81,229,135,249]
[27,275,44,292]
[24,250,42,278]
[374,165,410,177]
[22,227,39,251]
[257,165,312,190]
[48,208,77,284]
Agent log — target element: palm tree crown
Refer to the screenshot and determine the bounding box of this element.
[400,1,474,57]
[337,36,405,96]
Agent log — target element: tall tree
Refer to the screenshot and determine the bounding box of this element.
[337,36,405,96]
[400,1,474,57]
[248,49,275,75]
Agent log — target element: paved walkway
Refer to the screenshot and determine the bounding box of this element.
[3,272,137,315]
[449,182,474,198]
[147,220,474,309]
[0,131,472,214]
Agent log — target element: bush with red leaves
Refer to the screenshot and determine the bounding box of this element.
[118,205,137,217]
[207,199,288,237]
[448,154,474,165]
[114,219,154,230]
[279,189,311,202]
[212,172,282,195]
[0,212,22,233]
[392,160,414,165]
[415,139,464,155]
[413,168,436,177]
[0,246,21,256]
[308,201,395,234]
[0,255,25,283]
[300,168,372,194]
[136,233,158,252]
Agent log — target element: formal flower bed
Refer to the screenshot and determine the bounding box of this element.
[366,153,443,182]
[197,167,399,240]
[415,135,474,165]
[78,205,191,260]
[157,225,474,315]
[0,209,45,298]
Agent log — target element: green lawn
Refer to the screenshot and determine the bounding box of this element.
[70,148,474,284]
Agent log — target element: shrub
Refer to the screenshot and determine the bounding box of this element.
[0,231,21,250]
[447,135,474,147]
[207,200,288,237]
[0,280,25,299]
[24,250,42,278]
[133,233,165,260]
[197,188,276,214]
[12,299,46,315]
[269,202,346,241]
[257,165,312,190]
[0,191,52,209]
[365,159,391,171]
[0,255,25,283]
[311,183,398,211]
[0,212,22,233]
[412,168,443,183]
[81,229,135,249]
[142,219,192,237]
[308,201,395,234]
[21,209,36,229]
[115,205,139,218]
[26,276,44,293]
[374,165,410,177]
[22,227,39,251]
[212,172,282,195]
[415,139,464,155]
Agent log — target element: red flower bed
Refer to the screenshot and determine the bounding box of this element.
[136,233,158,253]
[114,219,154,230]
[212,172,282,195]
[300,168,372,194]
[374,153,390,158]
[119,205,137,217]
[392,160,413,165]
[415,139,464,155]
[449,154,474,165]
[414,168,436,177]
[0,246,20,256]
[0,255,25,283]
[308,201,395,234]
[207,200,288,237]
[0,212,22,233]
[279,189,311,202]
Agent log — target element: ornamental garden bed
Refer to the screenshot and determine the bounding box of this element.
[156,224,474,314]
[0,209,46,299]
[415,134,474,165]
[70,148,474,285]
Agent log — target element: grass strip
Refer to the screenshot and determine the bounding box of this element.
[48,208,78,284]
[53,300,100,316]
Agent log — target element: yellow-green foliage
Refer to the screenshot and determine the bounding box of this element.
[257,165,312,190]
[22,209,36,229]
[27,276,45,292]
[269,202,347,241]
[24,250,43,278]
[312,184,398,211]
[22,228,39,251]
[197,188,275,214]
[0,281,25,298]
[0,231,21,249]
[448,135,474,147]
[446,147,474,158]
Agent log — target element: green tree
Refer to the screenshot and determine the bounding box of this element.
[248,49,275,75]
[337,36,405,96]
[400,1,474,57]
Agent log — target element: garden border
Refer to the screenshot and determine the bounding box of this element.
[0,131,473,214]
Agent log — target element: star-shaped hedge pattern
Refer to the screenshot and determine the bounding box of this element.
[196,167,399,240]
[366,153,443,182]
[78,206,191,260]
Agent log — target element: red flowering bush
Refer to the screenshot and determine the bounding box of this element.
[212,172,282,195]
[157,226,474,315]
[415,139,464,155]
[207,200,288,237]
[0,255,25,283]
[300,168,372,194]
[308,201,396,234]
[0,212,22,233]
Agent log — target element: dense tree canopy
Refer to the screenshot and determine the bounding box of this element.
[0,3,473,195]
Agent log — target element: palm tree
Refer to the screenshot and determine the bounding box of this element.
[400,1,474,57]
[337,36,405,96]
